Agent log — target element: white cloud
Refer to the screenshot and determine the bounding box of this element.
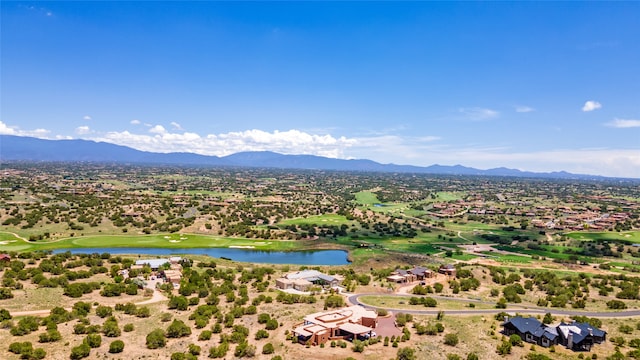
[92,128,358,159]
[130,119,141,125]
[0,121,50,137]
[170,122,184,130]
[606,118,640,128]
[149,125,166,134]
[582,100,602,112]
[83,115,92,121]
[515,106,534,113]
[0,121,17,135]
[75,126,91,135]
[459,107,499,120]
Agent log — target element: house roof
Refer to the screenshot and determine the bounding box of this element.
[293,325,313,337]
[558,322,606,344]
[286,270,322,280]
[339,322,374,335]
[505,316,543,334]
[135,259,169,268]
[317,274,337,282]
[409,266,428,275]
[387,275,405,281]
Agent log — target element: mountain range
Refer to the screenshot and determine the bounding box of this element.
[0,135,624,180]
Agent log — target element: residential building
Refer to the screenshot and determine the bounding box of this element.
[276,270,339,291]
[292,305,378,345]
[502,316,606,351]
[134,258,169,270]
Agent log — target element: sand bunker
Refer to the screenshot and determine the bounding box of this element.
[229,245,255,249]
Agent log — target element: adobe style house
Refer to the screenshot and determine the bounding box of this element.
[386,266,434,283]
[276,270,339,292]
[293,305,378,346]
[0,254,10,262]
[438,264,456,277]
[502,316,606,351]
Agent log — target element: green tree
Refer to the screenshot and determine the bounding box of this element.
[444,333,459,346]
[70,343,91,360]
[166,319,192,338]
[146,329,167,349]
[85,333,102,348]
[397,347,416,360]
[262,342,275,355]
[109,340,125,353]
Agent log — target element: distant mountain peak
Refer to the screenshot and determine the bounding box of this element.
[0,135,629,180]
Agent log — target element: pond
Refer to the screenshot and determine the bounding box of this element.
[53,247,350,265]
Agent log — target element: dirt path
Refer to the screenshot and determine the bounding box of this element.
[0,231,28,242]
[9,289,168,317]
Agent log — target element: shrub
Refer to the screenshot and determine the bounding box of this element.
[85,333,102,348]
[199,330,212,341]
[255,329,269,340]
[509,334,523,347]
[234,341,256,358]
[0,308,11,321]
[258,313,271,324]
[146,329,167,349]
[167,319,192,338]
[38,329,62,343]
[123,323,134,332]
[265,319,279,330]
[70,343,91,360]
[497,339,512,355]
[324,295,345,308]
[262,342,275,355]
[109,340,125,353]
[397,347,416,360]
[208,342,230,358]
[102,317,121,337]
[444,333,459,346]
[95,305,112,318]
[352,339,365,353]
[188,343,201,355]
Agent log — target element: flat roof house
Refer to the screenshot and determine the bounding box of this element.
[276,270,339,291]
[134,258,169,270]
[293,305,378,346]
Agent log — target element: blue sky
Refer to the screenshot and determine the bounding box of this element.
[1,1,639,177]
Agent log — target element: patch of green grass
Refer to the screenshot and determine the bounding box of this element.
[0,233,309,252]
[354,191,380,205]
[278,214,353,226]
[358,295,494,310]
[567,231,640,244]
[494,254,533,263]
[435,192,465,201]
[450,253,479,261]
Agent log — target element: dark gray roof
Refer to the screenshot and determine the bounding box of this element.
[409,266,428,275]
[505,316,543,334]
[559,322,606,345]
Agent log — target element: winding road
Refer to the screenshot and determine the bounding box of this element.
[347,293,640,318]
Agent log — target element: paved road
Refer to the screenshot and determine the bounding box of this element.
[348,293,640,318]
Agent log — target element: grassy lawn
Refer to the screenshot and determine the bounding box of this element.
[449,253,479,261]
[354,190,381,205]
[567,231,640,243]
[0,233,309,252]
[358,295,495,310]
[435,191,465,201]
[278,214,353,226]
